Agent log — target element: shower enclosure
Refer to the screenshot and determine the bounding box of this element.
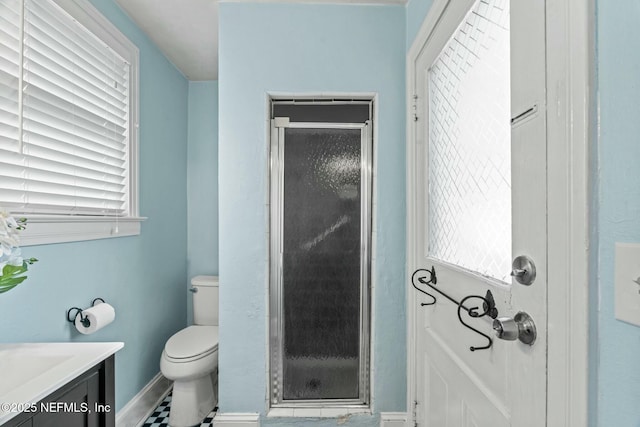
[269,100,372,407]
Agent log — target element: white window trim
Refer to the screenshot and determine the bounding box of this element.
[19,215,145,246]
[15,0,144,246]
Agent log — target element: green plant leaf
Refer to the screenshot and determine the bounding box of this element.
[2,263,27,277]
[0,276,28,293]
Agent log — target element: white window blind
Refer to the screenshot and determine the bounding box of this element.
[0,0,132,217]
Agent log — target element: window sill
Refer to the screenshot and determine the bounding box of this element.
[18,215,147,246]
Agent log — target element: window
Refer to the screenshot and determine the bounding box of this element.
[0,0,141,245]
[427,0,511,282]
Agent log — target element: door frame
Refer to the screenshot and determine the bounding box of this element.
[405,0,594,426]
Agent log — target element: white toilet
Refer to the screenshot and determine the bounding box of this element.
[160,275,219,427]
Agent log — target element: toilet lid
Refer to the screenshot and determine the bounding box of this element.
[165,326,218,359]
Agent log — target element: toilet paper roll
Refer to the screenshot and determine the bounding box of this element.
[75,302,115,335]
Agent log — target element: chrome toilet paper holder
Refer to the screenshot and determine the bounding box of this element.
[67,298,106,328]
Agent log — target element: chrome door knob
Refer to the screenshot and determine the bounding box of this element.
[492,312,537,345]
[492,317,519,341]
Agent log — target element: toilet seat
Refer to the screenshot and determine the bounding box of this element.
[165,325,218,362]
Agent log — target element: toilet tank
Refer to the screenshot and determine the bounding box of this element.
[191,275,219,326]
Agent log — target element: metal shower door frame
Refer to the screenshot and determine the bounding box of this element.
[268,119,372,408]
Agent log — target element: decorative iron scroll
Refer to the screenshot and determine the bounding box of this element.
[411,267,499,352]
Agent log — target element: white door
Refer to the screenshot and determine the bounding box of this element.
[408,0,547,426]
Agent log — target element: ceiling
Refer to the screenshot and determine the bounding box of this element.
[115,0,407,81]
[115,0,219,81]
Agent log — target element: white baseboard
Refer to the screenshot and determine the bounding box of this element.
[213,413,260,427]
[380,412,409,427]
[116,372,173,427]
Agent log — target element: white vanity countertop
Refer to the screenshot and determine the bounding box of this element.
[0,342,124,425]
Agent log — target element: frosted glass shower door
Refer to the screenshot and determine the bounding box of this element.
[270,120,371,406]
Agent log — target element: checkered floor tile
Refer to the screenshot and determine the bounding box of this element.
[142,392,216,427]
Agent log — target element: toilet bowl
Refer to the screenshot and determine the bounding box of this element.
[160,276,219,427]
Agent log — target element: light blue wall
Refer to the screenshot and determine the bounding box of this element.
[218,3,406,424]
[596,1,640,426]
[0,0,189,411]
[406,0,433,50]
[187,81,219,323]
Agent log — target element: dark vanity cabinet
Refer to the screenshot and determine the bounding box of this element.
[3,356,115,427]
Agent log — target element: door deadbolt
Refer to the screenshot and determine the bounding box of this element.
[492,312,536,345]
[511,255,536,286]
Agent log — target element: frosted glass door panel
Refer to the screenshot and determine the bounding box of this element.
[427,0,511,282]
[282,128,361,400]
